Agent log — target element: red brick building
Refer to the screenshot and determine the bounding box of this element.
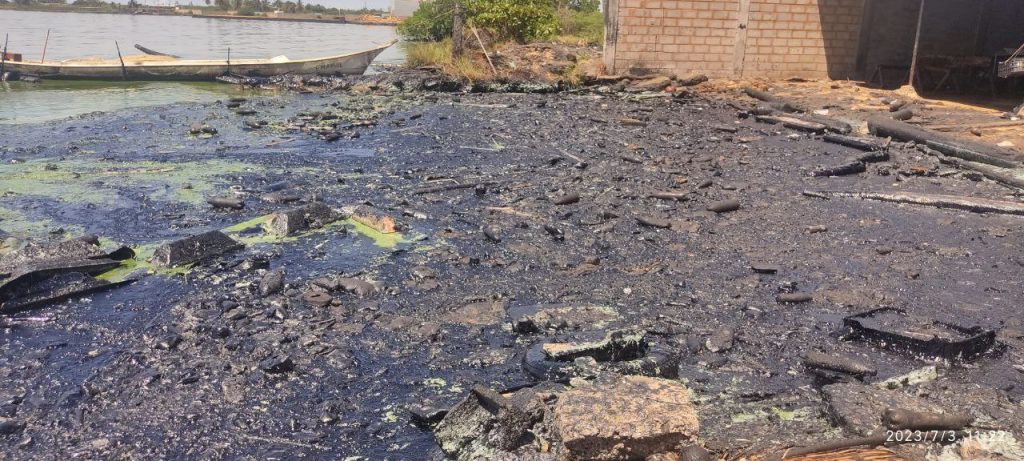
[602,0,1024,83]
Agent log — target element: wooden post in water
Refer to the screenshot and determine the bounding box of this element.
[115,41,128,80]
[226,47,231,75]
[1,34,8,76]
[452,1,465,59]
[40,29,50,63]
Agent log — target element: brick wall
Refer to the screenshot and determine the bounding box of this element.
[605,0,867,79]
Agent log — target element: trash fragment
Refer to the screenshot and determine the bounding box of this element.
[843,307,997,361]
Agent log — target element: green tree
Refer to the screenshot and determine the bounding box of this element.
[398,0,559,43]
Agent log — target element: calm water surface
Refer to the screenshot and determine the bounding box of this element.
[0,10,404,124]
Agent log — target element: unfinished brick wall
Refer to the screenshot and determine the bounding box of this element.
[604,0,867,79]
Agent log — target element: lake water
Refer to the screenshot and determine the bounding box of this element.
[0,10,404,124]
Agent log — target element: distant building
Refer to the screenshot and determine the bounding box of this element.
[390,0,420,18]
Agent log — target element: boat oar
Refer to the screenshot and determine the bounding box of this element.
[40,29,50,63]
[134,43,179,58]
[115,40,127,80]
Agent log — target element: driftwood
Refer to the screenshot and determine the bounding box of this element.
[929,151,1024,190]
[755,115,826,133]
[924,140,1018,169]
[413,182,480,195]
[883,409,973,431]
[823,133,887,152]
[868,117,1018,168]
[803,190,1024,216]
[743,87,806,113]
[811,160,866,177]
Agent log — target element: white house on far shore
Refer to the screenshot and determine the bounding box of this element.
[390,0,420,18]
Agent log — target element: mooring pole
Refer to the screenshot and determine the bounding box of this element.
[40,29,50,63]
[115,40,127,80]
[907,0,926,88]
[1,33,9,76]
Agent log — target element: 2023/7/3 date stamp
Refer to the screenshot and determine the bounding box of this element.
[885,430,1013,443]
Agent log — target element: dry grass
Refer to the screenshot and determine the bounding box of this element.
[405,40,494,82]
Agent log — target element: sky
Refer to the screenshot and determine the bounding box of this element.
[134,0,392,9]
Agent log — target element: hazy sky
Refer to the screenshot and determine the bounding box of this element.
[144,0,392,9]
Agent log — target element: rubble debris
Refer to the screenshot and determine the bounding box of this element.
[553,374,699,461]
[349,206,401,234]
[705,328,734,353]
[803,190,1024,216]
[152,230,243,267]
[1,272,131,314]
[750,263,780,274]
[803,351,877,380]
[843,307,997,361]
[266,202,342,237]
[675,73,708,87]
[0,238,108,276]
[434,385,546,461]
[336,277,379,297]
[509,304,619,334]
[524,330,678,380]
[259,270,285,296]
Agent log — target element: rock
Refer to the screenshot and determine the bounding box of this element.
[706,199,740,213]
[679,445,712,461]
[350,206,401,234]
[636,216,672,229]
[554,374,699,460]
[266,203,341,237]
[303,290,333,307]
[553,192,580,205]
[337,277,379,297]
[259,270,285,296]
[447,300,507,326]
[260,354,295,374]
[0,418,26,435]
[705,328,734,353]
[434,385,546,461]
[409,404,448,428]
[151,231,242,267]
[483,227,502,243]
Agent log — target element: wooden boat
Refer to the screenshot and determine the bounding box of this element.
[0,40,396,81]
